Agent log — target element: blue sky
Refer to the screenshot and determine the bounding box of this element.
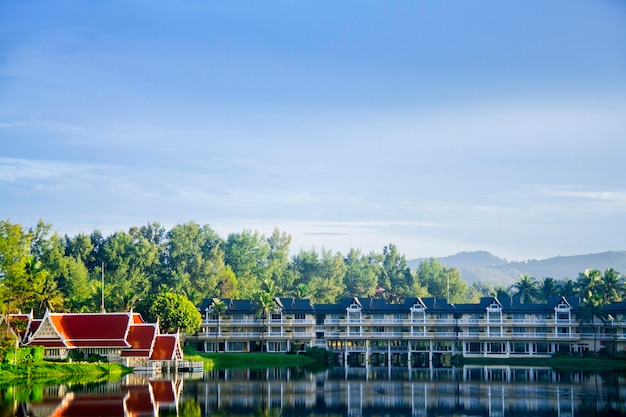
[1,1,625,261]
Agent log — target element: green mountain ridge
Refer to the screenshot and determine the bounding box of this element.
[408,250,626,286]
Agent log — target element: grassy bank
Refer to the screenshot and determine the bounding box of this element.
[0,362,131,385]
[184,351,316,370]
[462,356,626,371]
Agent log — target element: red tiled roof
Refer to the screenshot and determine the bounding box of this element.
[33,340,66,348]
[121,324,157,357]
[27,319,42,338]
[50,313,131,341]
[131,313,145,324]
[29,312,132,349]
[149,334,181,361]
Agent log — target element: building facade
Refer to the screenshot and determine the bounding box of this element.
[187,296,626,366]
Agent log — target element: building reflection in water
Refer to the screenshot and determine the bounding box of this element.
[26,374,185,417]
[191,366,626,417]
[9,366,626,417]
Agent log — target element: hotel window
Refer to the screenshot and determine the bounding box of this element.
[488,311,501,321]
[294,314,306,320]
[556,312,570,321]
[271,313,282,321]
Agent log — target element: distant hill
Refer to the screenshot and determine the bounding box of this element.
[408,250,626,287]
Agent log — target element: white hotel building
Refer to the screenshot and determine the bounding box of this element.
[185,296,626,366]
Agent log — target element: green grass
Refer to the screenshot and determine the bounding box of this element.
[0,362,131,385]
[184,352,315,370]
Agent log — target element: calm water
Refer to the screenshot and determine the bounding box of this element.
[3,366,626,416]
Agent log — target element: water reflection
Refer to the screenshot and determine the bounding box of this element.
[194,366,626,417]
[1,374,187,417]
[3,366,626,416]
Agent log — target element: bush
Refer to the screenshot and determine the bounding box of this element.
[3,347,45,365]
[87,353,108,363]
[69,351,85,362]
[302,347,333,366]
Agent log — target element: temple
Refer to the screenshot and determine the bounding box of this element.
[5,310,185,371]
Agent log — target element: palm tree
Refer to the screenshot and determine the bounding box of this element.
[211,299,228,338]
[255,291,275,352]
[600,268,625,304]
[511,274,540,304]
[538,277,558,303]
[556,278,578,298]
[294,284,308,299]
[579,293,609,352]
[577,268,603,300]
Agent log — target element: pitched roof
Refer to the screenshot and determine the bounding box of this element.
[122,323,158,358]
[150,334,182,361]
[28,311,133,349]
[49,312,131,348]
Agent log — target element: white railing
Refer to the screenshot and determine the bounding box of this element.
[228,332,262,338]
[229,319,260,325]
[292,319,316,325]
[459,332,480,337]
[291,332,315,338]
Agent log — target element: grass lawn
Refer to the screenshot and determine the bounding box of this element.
[184,352,315,370]
[0,362,131,384]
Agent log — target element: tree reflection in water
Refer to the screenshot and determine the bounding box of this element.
[3,366,626,416]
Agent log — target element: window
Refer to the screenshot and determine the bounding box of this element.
[556,312,570,321]
[271,313,282,321]
[294,314,306,320]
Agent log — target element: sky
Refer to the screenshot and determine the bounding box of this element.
[1,1,625,262]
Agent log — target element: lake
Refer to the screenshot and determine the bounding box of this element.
[3,365,626,416]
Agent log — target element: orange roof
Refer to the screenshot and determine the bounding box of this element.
[131,312,145,324]
[121,324,157,357]
[50,313,130,340]
[149,334,182,361]
[30,312,132,349]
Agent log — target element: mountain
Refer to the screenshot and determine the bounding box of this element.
[408,250,626,286]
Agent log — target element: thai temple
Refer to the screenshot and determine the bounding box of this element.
[4,310,184,371]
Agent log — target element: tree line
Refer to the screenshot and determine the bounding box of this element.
[1,219,624,321]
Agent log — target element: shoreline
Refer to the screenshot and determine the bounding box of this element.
[0,362,131,385]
